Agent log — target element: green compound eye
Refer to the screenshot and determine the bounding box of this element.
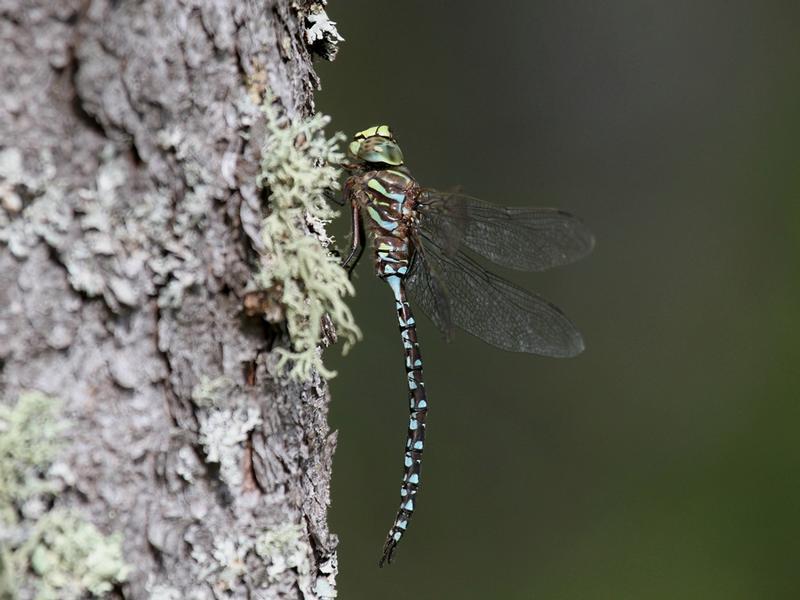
[360,139,404,166]
[350,125,404,166]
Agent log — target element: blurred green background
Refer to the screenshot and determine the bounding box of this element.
[315,2,800,598]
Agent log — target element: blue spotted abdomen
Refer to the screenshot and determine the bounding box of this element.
[373,234,411,278]
[380,274,427,565]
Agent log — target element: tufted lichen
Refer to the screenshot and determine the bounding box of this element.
[0,391,129,599]
[257,96,361,380]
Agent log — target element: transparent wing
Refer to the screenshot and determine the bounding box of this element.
[405,232,585,357]
[417,190,595,272]
[405,235,455,341]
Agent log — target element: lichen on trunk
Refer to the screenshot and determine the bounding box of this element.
[254,95,361,380]
[0,1,347,598]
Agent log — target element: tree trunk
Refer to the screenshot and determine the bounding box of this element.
[1,1,344,598]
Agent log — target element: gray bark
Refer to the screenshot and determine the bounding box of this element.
[1,1,341,598]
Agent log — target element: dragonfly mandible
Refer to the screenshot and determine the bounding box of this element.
[341,125,594,566]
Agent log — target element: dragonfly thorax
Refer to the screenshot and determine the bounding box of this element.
[350,167,420,279]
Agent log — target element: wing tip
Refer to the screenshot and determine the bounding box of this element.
[556,209,597,260]
[562,320,587,357]
[566,333,586,357]
[544,332,585,358]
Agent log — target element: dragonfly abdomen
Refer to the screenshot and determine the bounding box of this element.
[373,235,411,278]
[380,274,427,566]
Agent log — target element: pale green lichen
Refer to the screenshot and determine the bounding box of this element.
[20,510,130,599]
[0,391,65,524]
[255,524,337,599]
[145,583,183,600]
[188,535,251,592]
[257,97,361,380]
[198,406,262,489]
[0,392,129,599]
[191,376,237,409]
[254,523,308,581]
[191,377,262,488]
[187,521,332,596]
[209,537,249,591]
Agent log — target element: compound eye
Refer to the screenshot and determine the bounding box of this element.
[353,124,394,141]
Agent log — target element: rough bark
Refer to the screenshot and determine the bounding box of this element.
[1,1,341,598]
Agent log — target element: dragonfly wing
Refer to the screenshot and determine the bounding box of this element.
[406,232,585,357]
[418,191,595,272]
[405,237,455,341]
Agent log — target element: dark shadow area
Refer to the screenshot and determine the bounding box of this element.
[315,1,800,599]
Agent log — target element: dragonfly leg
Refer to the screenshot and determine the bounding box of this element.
[323,187,345,206]
[341,201,365,277]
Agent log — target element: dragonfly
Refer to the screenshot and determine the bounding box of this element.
[341,125,594,566]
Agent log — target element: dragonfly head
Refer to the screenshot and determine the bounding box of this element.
[346,125,405,168]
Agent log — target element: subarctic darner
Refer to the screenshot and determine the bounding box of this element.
[341,125,594,566]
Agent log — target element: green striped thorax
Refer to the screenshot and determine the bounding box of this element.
[347,125,405,167]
